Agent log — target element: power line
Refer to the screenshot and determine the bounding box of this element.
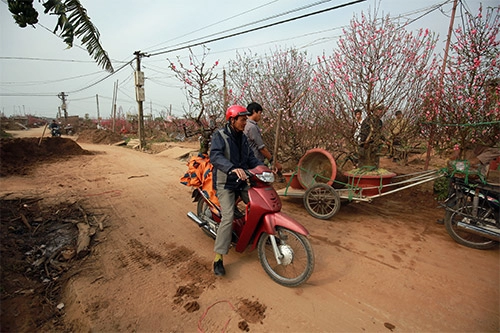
[0,70,105,86]
[0,56,96,63]
[0,92,58,97]
[147,0,336,55]
[402,0,452,28]
[148,0,368,57]
[66,59,134,94]
[144,0,280,53]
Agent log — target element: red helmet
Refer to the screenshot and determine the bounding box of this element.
[226,105,250,121]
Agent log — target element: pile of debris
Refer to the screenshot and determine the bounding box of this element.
[0,197,104,332]
[0,137,90,177]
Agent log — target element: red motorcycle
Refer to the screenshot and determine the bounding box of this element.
[187,164,315,287]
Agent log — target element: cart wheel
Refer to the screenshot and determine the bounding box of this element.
[303,184,341,220]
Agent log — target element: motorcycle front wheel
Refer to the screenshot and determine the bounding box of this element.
[257,227,314,287]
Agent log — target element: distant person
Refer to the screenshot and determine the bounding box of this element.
[49,119,58,130]
[244,102,282,172]
[387,110,405,160]
[64,123,74,135]
[359,105,385,168]
[49,120,61,137]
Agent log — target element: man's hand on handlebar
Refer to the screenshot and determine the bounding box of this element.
[232,168,248,181]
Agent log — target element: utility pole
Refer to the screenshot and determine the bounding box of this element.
[57,92,68,120]
[111,80,118,132]
[223,69,228,112]
[134,50,147,149]
[424,0,458,170]
[96,94,101,128]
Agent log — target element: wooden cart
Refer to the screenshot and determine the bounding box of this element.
[277,149,445,220]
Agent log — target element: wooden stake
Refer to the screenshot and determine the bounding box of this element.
[20,213,32,231]
[39,123,48,146]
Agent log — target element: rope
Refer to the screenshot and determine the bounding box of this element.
[197,300,236,333]
[447,160,486,185]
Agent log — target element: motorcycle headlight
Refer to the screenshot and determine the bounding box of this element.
[256,172,275,183]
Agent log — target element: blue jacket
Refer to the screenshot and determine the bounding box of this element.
[210,123,263,190]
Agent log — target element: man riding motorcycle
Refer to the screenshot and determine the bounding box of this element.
[209,105,264,276]
[49,120,61,137]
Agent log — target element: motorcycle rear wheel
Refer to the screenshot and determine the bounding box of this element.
[444,202,498,250]
[257,227,314,287]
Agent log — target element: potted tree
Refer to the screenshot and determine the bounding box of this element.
[313,10,439,195]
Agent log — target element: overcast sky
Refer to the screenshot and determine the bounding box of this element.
[0,0,497,120]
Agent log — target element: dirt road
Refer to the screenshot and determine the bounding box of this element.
[1,128,498,332]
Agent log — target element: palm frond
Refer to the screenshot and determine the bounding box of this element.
[64,0,114,72]
[43,0,114,72]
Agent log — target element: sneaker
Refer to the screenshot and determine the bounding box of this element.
[214,260,225,276]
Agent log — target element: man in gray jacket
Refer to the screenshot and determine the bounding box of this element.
[244,102,282,171]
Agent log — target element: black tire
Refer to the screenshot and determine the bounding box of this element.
[257,227,314,287]
[196,199,217,238]
[443,197,457,227]
[303,184,341,220]
[444,203,498,250]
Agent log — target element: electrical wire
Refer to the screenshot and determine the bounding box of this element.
[148,0,368,57]
[66,59,134,94]
[146,0,335,54]
[0,70,106,86]
[144,0,280,53]
[402,0,452,28]
[0,56,96,63]
[0,92,58,97]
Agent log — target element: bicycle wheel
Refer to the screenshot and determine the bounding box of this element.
[303,184,341,220]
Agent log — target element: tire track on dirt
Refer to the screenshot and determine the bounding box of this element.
[65,144,233,331]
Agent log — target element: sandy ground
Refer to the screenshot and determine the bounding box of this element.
[1,127,499,332]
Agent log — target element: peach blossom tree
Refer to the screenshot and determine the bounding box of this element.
[313,11,439,168]
[168,47,220,123]
[422,5,500,157]
[168,47,221,152]
[227,47,339,164]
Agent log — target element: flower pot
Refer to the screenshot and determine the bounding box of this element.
[344,170,396,196]
[283,172,303,189]
[297,148,337,189]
